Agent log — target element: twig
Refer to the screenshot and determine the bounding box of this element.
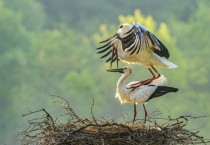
[49,93,80,119]
[91,97,97,125]
[22,109,43,117]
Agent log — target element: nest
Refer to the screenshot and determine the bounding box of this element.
[19,96,210,145]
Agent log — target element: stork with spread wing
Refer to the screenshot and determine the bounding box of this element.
[97,22,177,81]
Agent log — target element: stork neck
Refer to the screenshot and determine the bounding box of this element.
[115,70,132,103]
[117,72,130,88]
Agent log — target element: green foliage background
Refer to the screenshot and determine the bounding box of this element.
[0,0,210,144]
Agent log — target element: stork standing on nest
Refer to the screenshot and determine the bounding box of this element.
[107,67,178,124]
[97,22,177,82]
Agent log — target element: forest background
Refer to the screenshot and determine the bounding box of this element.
[0,0,210,144]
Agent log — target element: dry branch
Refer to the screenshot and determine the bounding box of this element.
[18,97,210,145]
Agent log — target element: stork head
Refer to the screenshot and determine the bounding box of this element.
[106,67,132,75]
[117,23,133,38]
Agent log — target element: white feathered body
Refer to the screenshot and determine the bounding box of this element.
[115,74,167,104]
[116,39,177,68]
[109,23,178,69]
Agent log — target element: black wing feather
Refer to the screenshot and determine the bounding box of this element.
[96,41,112,50]
[130,39,140,55]
[147,31,170,58]
[99,34,117,43]
[97,44,112,53]
[148,86,178,101]
[154,36,170,58]
[134,23,170,58]
[100,50,112,58]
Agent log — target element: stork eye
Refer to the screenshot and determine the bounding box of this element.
[119,25,123,28]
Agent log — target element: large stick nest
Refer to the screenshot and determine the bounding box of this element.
[18,96,210,145]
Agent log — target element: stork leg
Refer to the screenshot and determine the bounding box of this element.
[147,66,161,80]
[148,68,156,78]
[143,104,147,124]
[151,66,161,78]
[129,67,160,91]
[130,78,154,90]
[133,103,137,125]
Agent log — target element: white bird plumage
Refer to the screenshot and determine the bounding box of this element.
[107,67,178,124]
[116,72,167,104]
[97,22,177,80]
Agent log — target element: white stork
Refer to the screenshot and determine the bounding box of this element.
[97,22,177,82]
[107,67,178,124]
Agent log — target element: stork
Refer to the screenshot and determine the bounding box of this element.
[97,22,177,83]
[107,67,178,124]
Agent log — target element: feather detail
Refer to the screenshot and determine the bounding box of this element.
[149,74,167,86]
[152,52,178,68]
[148,86,178,101]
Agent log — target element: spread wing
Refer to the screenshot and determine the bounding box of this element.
[96,34,120,68]
[121,23,170,58]
[122,23,170,58]
[96,22,170,68]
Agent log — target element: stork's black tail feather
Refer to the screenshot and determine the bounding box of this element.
[149,86,178,101]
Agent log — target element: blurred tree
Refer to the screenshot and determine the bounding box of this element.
[0,2,29,53]
[40,0,198,33]
[4,0,46,31]
[1,0,210,144]
[172,1,210,89]
[167,0,210,137]
[0,0,31,142]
